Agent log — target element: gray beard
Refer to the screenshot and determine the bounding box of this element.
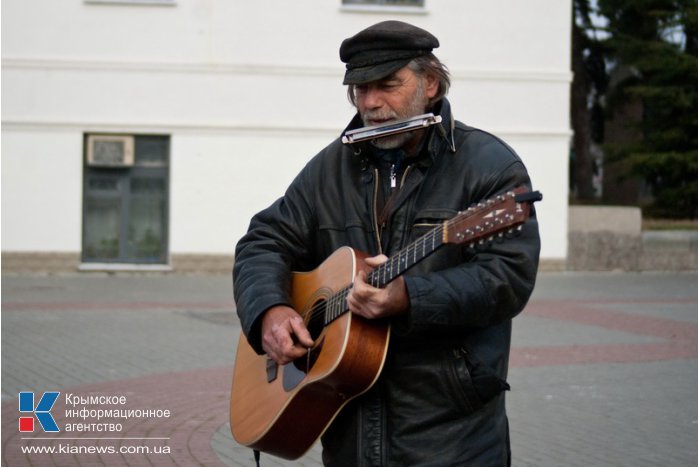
[362,81,429,150]
[370,130,415,150]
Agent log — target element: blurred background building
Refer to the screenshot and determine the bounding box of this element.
[2,0,572,273]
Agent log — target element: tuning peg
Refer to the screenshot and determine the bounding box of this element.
[504,225,524,239]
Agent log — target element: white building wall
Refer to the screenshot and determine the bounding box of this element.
[2,0,571,263]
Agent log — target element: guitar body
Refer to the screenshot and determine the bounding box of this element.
[230,246,391,460]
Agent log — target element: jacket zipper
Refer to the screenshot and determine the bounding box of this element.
[372,167,382,255]
[398,165,414,250]
[373,164,414,256]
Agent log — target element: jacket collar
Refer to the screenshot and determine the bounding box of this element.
[430,98,457,154]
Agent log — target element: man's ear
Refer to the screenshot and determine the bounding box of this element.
[425,73,439,100]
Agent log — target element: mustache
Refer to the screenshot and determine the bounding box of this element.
[361,110,399,124]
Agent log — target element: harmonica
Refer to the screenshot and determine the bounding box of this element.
[341,113,442,144]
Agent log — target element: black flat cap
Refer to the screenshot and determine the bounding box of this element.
[340,20,439,85]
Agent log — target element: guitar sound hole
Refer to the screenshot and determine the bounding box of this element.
[305,299,326,341]
[292,299,326,374]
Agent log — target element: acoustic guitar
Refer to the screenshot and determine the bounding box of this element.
[230,186,542,460]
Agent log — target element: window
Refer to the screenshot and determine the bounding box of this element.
[82,134,169,265]
[342,0,424,6]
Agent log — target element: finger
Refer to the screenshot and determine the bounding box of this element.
[346,278,364,314]
[290,316,314,347]
[269,319,300,353]
[346,287,360,314]
[355,269,368,283]
[264,332,307,365]
[348,278,379,319]
[351,272,373,299]
[263,326,290,361]
[364,254,389,268]
[262,337,286,364]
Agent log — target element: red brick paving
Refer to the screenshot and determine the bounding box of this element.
[511,299,697,367]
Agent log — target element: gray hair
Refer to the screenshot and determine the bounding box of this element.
[346,53,451,107]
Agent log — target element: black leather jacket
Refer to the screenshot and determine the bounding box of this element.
[233,99,540,466]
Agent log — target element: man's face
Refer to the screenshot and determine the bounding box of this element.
[354,66,438,150]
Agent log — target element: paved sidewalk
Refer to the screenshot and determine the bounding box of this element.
[1,272,697,466]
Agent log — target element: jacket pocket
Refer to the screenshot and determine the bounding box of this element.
[411,208,458,239]
[408,209,465,273]
[443,346,510,415]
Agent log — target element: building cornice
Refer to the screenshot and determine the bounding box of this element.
[2,57,572,83]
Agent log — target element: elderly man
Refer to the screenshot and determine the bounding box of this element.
[233,20,540,466]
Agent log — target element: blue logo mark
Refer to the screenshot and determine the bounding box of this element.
[19,392,60,432]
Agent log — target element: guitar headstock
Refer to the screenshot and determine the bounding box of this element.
[443,186,542,246]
